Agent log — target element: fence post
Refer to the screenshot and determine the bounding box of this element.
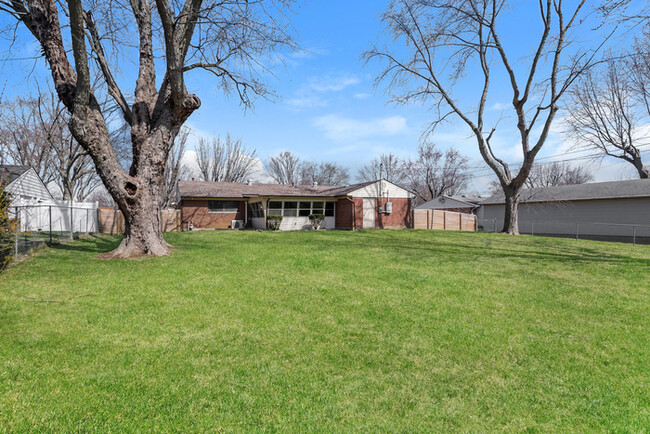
[49,206,52,245]
[531,221,535,236]
[69,202,74,239]
[14,207,19,256]
[576,223,579,240]
[493,218,496,233]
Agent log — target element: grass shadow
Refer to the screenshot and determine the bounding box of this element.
[50,234,123,254]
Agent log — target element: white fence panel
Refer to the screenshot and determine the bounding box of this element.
[13,199,98,233]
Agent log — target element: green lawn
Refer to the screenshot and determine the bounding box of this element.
[1,230,648,431]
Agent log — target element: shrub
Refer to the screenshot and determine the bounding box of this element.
[0,187,16,270]
[309,213,325,230]
[266,215,283,231]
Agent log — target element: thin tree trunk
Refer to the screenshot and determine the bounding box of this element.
[502,186,520,235]
[632,156,649,179]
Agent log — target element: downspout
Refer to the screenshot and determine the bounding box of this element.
[345,196,356,230]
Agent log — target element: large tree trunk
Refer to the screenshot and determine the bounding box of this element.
[103,184,170,259]
[98,129,178,258]
[502,185,520,235]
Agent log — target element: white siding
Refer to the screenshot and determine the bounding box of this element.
[349,180,412,199]
[6,169,52,202]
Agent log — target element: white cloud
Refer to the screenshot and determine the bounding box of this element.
[312,114,409,142]
[491,102,509,111]
[354,93,371,99]
[309,75,360,92]
[286,95,329,109]
[285,73,362,110]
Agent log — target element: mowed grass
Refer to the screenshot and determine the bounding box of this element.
[0,230,648,431]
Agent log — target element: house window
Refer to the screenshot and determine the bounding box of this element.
[299,201,311,217]
[268,201,283,216]
[208,200,239,213]
[283,201,298,217]
[265,200,335,218]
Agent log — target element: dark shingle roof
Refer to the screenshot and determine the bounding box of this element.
[178,180,378,199]
[416,194,482,209]
[0,165,29,188]
[481,179,650,205]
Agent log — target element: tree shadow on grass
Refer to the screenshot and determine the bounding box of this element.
[51,234,123,254]
[297,231,650,268]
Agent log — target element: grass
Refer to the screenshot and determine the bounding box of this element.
[0,230,648,431]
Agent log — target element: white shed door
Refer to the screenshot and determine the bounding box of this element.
[363,198,375,229]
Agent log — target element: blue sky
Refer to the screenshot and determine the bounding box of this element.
[1,0,648,193]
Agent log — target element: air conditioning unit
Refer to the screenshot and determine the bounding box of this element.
[231,220,244,230]
[385,202,393,214]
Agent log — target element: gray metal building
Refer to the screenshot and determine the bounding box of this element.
[478,179,650,243]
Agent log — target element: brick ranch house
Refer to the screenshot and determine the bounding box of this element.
[176,179,415,231]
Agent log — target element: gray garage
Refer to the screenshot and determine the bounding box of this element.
[478,179,650,243]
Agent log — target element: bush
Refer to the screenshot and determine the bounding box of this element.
[266,215,283,231]
[309,213,325,230]
[0,187,16,270]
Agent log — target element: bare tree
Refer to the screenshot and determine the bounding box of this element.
[357,153,405,184]
[365,0,636,234]
[565,61,648,178]
[195,135,258,183]
[267,151,301,185]
[0,93,100,200]
[86,187,117,208]
[403,143,470,203]
[299,161,349,186]
[524,161,593,188]
[0,96,55,185]
[161,128,190,209]
[1,0,296,257]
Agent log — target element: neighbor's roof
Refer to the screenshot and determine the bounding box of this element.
[449,194,482,205]
[178,180,380,199]
[481,179,650,205]
[416,194,482,209]
[0,165,29,188]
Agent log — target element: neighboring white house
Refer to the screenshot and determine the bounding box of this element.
[0,165,53,205]
[1,165,98,233]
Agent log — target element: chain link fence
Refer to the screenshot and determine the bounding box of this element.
[478,218,650,245]
[9,202,98,257]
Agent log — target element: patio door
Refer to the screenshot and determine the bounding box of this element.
[362,198,375,229]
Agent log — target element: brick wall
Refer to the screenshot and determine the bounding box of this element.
[181,200,246,230]
[375,197,413,229]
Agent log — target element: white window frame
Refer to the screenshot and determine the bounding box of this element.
[266,200,335,217]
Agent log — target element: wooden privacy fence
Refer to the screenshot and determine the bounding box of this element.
[413,209,477,231]
[97,208,181,234]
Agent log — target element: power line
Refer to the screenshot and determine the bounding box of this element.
[460,144,650,178]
